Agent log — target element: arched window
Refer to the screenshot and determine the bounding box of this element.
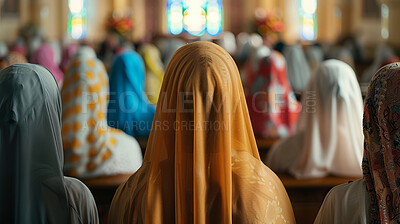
[167,0,222,36]
[68,0,87,40]
[298,0,317,41]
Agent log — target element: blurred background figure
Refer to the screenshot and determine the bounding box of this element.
[139,44,165,105]
[107,50,156,138]
[62,46,143,178]
[265,60,363,179]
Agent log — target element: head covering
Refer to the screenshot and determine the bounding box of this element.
[107,50,156,138]
[0,63,98,223]
[307,45,324,75]
[245,50,301,138]
[60,43,79,72]
[31,44,64,87]
[62,46,143,178]
[362,44,396,83]
[108,41,295,223]
[283,44,312,93]
[363,62,400,223]
[139,44,165,105]
[266,59,364,179]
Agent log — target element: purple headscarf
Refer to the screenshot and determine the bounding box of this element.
[60,43,79,72]
[31,44,64,87]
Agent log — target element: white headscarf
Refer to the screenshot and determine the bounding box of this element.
[265,60,364,179]
[0,63,98,223]
[283,44,312,93]
[62,46,143,178]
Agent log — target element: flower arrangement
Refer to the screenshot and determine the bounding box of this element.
[106,15,134,39]
[254,9,284,37]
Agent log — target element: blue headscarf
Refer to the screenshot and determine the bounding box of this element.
[107,50,156,138]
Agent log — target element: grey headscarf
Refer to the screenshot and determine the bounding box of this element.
[283,44,312,93]
[0,64,98,223]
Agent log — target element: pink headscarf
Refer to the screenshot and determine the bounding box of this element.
[60,43,79,72]
[363,62,400,223]
[31,44,64,86]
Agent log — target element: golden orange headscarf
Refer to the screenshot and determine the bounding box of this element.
[108,41,295,224]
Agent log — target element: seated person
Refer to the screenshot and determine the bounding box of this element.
[0,64,98,223]
[31,44,64,87]
[245,48,301,138]
[315,62,400,223]
[108,41,295,223]
[107,50,156,138]
[62,46,143,179]
[283,44,312,93]
[265,60,364,179]
[139,44,165,105]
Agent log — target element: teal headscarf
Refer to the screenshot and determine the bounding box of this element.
[107,50,156,138]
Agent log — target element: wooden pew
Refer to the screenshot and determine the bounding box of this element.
[82,174,131,224]
[279,174,360,224]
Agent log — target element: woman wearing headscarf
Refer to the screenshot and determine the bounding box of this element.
[108,41,295,223]
[139,44,164,105]
[314,62,400,223]
[107,50,156,138]
[62,46,143,179]
[282,44,312,93]
[306,44,324,75]
[245,49,301,138]
[265,60,364,179]
[60,43,79,73]
[0,63,98,223]
[32,44,64,87]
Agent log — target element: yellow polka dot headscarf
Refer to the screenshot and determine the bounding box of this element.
[61,46,143,178]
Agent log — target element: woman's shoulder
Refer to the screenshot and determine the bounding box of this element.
[64,177,99,224]
[314,179,369,224]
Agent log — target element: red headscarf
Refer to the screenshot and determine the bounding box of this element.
[245,50,301,138]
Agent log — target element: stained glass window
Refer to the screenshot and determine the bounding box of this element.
[68,0,87,40]
[298,0,317,41]
[167,0,222,36]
